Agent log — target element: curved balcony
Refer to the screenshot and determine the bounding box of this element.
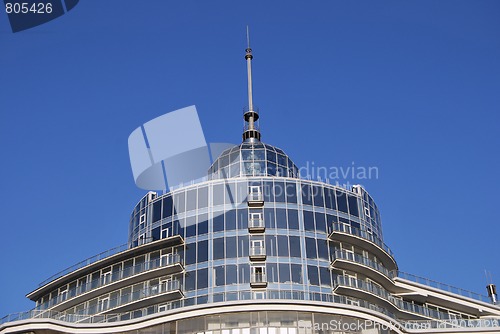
[36,254,183,312]
[249,246,266,261]
[248,218,265,233]
[331,250,397,291]
[333,276,456,321]
[328,223,397,271]
[70,280,183,320]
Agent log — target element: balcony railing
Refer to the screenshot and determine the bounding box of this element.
[329,223,396,260]
[76,279,181,316]
[250,273,267,287]
[247,192,264,204]
[249,246,266,260]
[332,250,395,279]
[38,244,129,287]
[248,218,265,230]
[35,254,182,311]
[334,276,459,320]
[396,271,492,304]
[3,289,499,329]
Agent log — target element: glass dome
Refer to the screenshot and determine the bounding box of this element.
[208,142,299,180]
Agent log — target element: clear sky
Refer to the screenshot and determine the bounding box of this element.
[1,0,499,317]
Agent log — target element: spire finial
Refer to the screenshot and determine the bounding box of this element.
[243,26,261,142]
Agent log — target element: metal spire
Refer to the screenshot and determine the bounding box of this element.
[243,26,261,142]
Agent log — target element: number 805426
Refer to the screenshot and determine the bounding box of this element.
[5,2,53,14]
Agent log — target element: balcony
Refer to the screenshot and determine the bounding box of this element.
[248,217,265,233]
[249,246,266,261]
[331,250,396,291]
[37,254,184,312]
[247,192,264,207]
[328,223,397,272]
[250,273,267,288]
[333,276,456,320]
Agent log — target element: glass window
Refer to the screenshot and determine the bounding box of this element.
[185,270,195,291]
[265,235,277,257]
[185,216,196,238]
[320,267,331,287]
[301,184,313,206]
[225,236,237,259]
[289,236,301,258]
[279,263,291,283]
[213,212,224,233]
[213,238,224,260]
[317,239,329,261]
[225,210,236,231]
[224,183,236,204]
[264,208,276,229]
[162,196,173,218]
[348,196,359,217]
[274,181,286,202]
[215,266,224,286]
[152,227,160,241]
[238,263,250,284]
[305,237,317,259]
[303,210,315,231]
[337,192,348,213]
[186,189,197,212]
[277,154,286,166]
[198,186,208,209]
[238,235,249,257]
[198,214,208,235]
[237,208,248,230]
[197,268,208,289]
[286,182,298,203]
[226,265,237,285]
[197,240,208,263]
[185,243,196,265]
[267,150,276,163]
[314,212,326,233]
[313,186,324,207]
[173,192,185,214]
[291,264,302,284]
[277,235,289,257]
[266,263,278,283]
[263,181,274,202]
[307,265,319,286]
[287,209,299,230]
[324,188,336,210]
[276,208,287,229]
[152,200,161,223]
[213,184,224,206]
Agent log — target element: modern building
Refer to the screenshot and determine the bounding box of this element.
[1,42,499,334]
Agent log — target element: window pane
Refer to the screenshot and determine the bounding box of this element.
[185,271,196,291]
[162,196,173,218]
[213,184,224,206]
[264,208,276,229]
[317,239,329,261]
[215,266,225,286]
[185,216,196,238]
[274,181,286,202]
[198,186,208,209]
[279,263,291,283]
[198,214,208,235]
[225,236,237,259]
[286,182,297,204]
[337,192,348,213]
[320,267,331,287]
[303,210,315,232]
[239,264,250,284]
[197,268,208,289]
[305,237,317,259]
[291,264,302,284]
[213,212,224,232]
[238,235,248,257]
[265,235,277,257]
[348,196,359,217]
[152,200,161,223]
[314,212,326,233]
[267,263,278,283]
[301,184,313,206]
[313,186,324,207]
[277,235,289,257]
[289,236,301,258]
[307,265,319,286]
[197,240,208,263]
[226,265,237,285]
[213,238,224,260]
[325,188,336,210]
[225,210,236,231]
[186,189,197,212]
[237,208,248,230]
[287,209,299,230]
[185,243,196,265]
[276,208,287,229]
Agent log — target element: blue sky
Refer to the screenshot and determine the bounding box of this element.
[1,0,499,317]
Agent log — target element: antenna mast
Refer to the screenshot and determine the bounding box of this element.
[242,26,261,142]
